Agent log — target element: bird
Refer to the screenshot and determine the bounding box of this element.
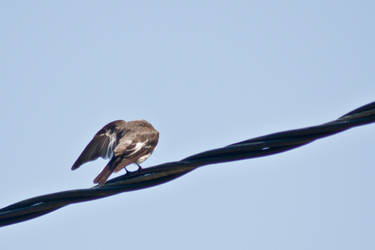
[71,120,159,186]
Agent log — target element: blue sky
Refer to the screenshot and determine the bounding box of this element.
[1,1,374,249]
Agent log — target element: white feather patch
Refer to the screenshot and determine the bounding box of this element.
[128,140,148,156]
[104,133,117,159]
[136,152,151,164]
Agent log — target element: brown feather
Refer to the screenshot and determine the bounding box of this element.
[71,135,110,170]
[113,159,132,172]
[72,119,159,186]
[93,164,114,186]
[71,120,126,170]
[93,157,132,185]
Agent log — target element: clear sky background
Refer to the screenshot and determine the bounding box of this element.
[1,1,374,249]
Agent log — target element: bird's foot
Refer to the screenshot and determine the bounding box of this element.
[136,163,143,171]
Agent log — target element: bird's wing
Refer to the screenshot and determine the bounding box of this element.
[111,139,145,158]
[111,139,150,172]
[71,121,125,170]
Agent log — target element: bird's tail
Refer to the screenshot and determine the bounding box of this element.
[93,158,119,186]
[94,157,132,186]
[93,164,113,186]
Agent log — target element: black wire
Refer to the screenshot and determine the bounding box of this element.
[1,101,375,227]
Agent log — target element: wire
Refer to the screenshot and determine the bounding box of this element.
[1,101,375,227]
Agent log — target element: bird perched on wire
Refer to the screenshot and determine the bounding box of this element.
[71,120,159,186]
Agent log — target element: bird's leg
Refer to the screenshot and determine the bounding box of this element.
[135,163,143,171]
[123,167,129,174]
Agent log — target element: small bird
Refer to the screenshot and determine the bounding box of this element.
[71,120,159,185]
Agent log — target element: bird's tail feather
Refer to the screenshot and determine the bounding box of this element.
[93,161,117,186]
[93,158,132,186]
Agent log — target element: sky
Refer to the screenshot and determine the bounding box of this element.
[0,1,374,249]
